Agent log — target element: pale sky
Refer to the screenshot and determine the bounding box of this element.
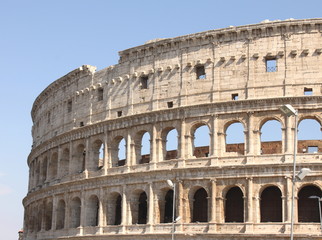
[0,1,321,239]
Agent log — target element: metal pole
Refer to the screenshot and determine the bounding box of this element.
[290,113,298,240]
[318,198,322,232]
[172,183,176,240]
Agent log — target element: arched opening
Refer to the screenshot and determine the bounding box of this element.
[49,152,58,180]
[72,144,85,173]
[56,200,66,230]
[40,157,48,184]
[193,125,210,158]
[225,187,244,222]
[226,122,245,155]
[139,132,151,164]
[138,192,148,224]
[298,119,321,154]
[37,204,43,232]
[260,186,282,222]
[114,194,122,225]
[192,188,208,222]
[70,197,81,228]
[163,189,174,223]
[298,185,322,222]
[91,140,104,170]
[164,128,178,160]
[117,138,126,166]
[45,201,53,231]
[60,148,69,177]
[86,195,99,226]
[260,119,282,154]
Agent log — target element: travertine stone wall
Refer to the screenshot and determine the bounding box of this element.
[24,18,322,240]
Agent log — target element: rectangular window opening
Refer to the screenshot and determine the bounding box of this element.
[80,122,84,127]
[140,76,148,89]
[117,111,122,117]
[304,87,313,96]
[196,65,206,79]
[266,58,277,72]
[98,88,104,101]
[308,146,318,153]
[232,93,239,100]
[67,100,72,113]
[167,101,173,108]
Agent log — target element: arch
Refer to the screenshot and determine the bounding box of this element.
[45,201,53,231]
[298,185,322,222]
[298,118,321,153]
[225,121,245,155]
[91,139,104,170]
[40,157,48,184]
[114,194,122,225]
[163,189,174,223]
[86,195,99,226]
[135,131,151,164]
[138,192,148,224]
[70,197,81,228]
[192,188,208,222]
[111,137,126,167]
[225,186,244,222]
[56,199,66,230]
[260,119,282,154]
[60,148,69,177]
[49,152,58,180]
[72,144,86,173]
[162,127,178,160]
[192,124,210,158]
[260,186,282,222]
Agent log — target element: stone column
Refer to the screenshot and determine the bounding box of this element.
[84,138,90,178]
[247,112,254,155]
[177,180,184,222]
[285,176,292,222]
[151,125,158,165]
[178,120,186,159]
[147,183,154,225]
[253,196,260,223]
[52,197,58,231]
[80,192,86,235]
[209,179,217,223]
[121,186,128,226]
[68,141,73,175]
[210,116,216,157]
[246,177,253,223]
[126,134,132,167]
[57,146,62,179]
[216,196,224,223]
[64,194,70,229]
[103,132,109,171]
[285,116,294,154]
[98,188,104,232]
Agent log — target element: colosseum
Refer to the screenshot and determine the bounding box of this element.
[23,18,322,240]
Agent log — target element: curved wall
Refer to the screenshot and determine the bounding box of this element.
[24,18,322,240]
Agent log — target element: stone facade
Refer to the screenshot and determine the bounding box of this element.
[23,18,322,240]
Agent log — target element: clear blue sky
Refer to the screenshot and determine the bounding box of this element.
[0,0,321,239]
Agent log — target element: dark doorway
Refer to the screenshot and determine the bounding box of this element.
[164,190,174,223]
[260,186,282,222]
[138,192,147,224]
[225,187,244,222]
[192,188,208,222]
[298,185,322,222]
[114,195,122,225]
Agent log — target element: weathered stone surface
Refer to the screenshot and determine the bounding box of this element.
[23,18,322,240]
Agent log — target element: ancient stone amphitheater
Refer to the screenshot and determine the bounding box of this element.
[23,18,322,240]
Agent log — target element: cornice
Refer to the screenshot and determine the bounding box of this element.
[118,18,322,63]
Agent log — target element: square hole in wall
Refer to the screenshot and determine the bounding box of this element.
[117,111,122,117]
[80,122,84,127]
[140,76,148,89]
[266,58,277,72]
[167,101,173,108]
[196,65,206,79]
[232,93,239,100]
[304,87,313,95]
[308,146,318,153]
